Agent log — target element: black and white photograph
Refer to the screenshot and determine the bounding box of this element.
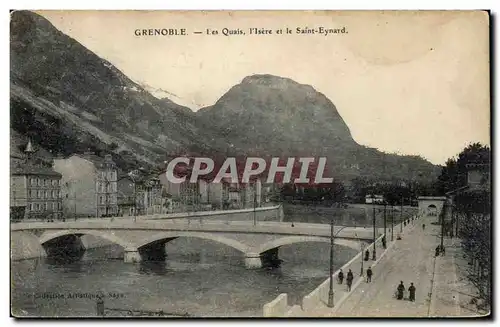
[9,10,491,318]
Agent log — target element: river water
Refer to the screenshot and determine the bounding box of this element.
[11,205,377,317]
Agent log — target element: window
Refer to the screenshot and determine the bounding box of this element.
[53,202,57,210]
[44,179,48,186]
[37,190,42,199]
[53,190,57,198]
[37,178,41,186]
[45,190,50,198]
[45,203,49,210]
[34,203,39,211]
[30,178,36,186]
[28,190,33,198]
[29,203,33,211]
[99,196,104,205]
[52,180,57,186]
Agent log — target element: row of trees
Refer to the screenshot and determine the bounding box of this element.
[279,178,437,206]
[439,143,491,310]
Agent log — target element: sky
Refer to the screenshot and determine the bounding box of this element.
[35,10,490,165]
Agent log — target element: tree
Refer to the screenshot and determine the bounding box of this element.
[437,142,491,310]
[436,143,490,194]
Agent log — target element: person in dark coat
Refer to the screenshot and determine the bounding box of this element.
[408,283,416,302]
[435,246,440,257]
[422,224,425,230]
[364,249,370,261]
[346,269,354,291]
[366,267,373,282]
[338,269,344,284]
[397,281,405,300]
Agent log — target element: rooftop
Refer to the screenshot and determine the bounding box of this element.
[11,164,62,177]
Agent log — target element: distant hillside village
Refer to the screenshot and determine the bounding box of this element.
[10,140,277,221]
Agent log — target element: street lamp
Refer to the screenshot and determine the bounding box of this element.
[253,182,257,226]
[327,222,348,308]
[391,204,394,241]
[383,201,387,249]
[400,193,403,233]
[360,242,365,276]
[371,194,376,261]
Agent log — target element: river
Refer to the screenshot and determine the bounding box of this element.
[11,204,387,317]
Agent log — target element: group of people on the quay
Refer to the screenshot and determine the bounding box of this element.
[337,266,374,292]
[396,281,416,301]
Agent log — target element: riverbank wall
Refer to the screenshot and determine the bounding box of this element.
[139,204,284,222]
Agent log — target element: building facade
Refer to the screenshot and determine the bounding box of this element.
[117,175,137,216]
[53,153,118,218]
[11,166,63,221]
[10,140,62,221]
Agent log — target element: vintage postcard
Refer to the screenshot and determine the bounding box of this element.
[10,10,491,318]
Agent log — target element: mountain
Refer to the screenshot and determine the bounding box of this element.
[10,10,439,182]
[10,10,227,172]
[197,74,439,182]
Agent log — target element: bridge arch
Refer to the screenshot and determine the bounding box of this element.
[256,236,362,255]
[39,229,135,251]
[136,231,250,254]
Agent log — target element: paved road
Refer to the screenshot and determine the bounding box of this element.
[307,214,485,317]
[332,216,434,317]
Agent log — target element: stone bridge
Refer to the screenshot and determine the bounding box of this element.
[11,219,381,269]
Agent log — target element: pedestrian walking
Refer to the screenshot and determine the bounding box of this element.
[346,269,354,292]
[366,267,373,282]
[422,223,425,230]
[408,283,416,302]
[396,281,405,300]
[364,249,370,261]
[435,246,440,257]
[338,269,344,284]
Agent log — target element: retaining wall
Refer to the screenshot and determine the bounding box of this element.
[137,205,284,222]
[262,293,288,317]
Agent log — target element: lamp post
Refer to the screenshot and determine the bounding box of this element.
[253,182,257,226]
[391,204,394,241]
[440,198,447,250]
[360,242,365,277]
[383,201,387,248]
[400,193,403,233]
[328,218,334,307]
[327,222,347,308]
[371,194,376,260]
